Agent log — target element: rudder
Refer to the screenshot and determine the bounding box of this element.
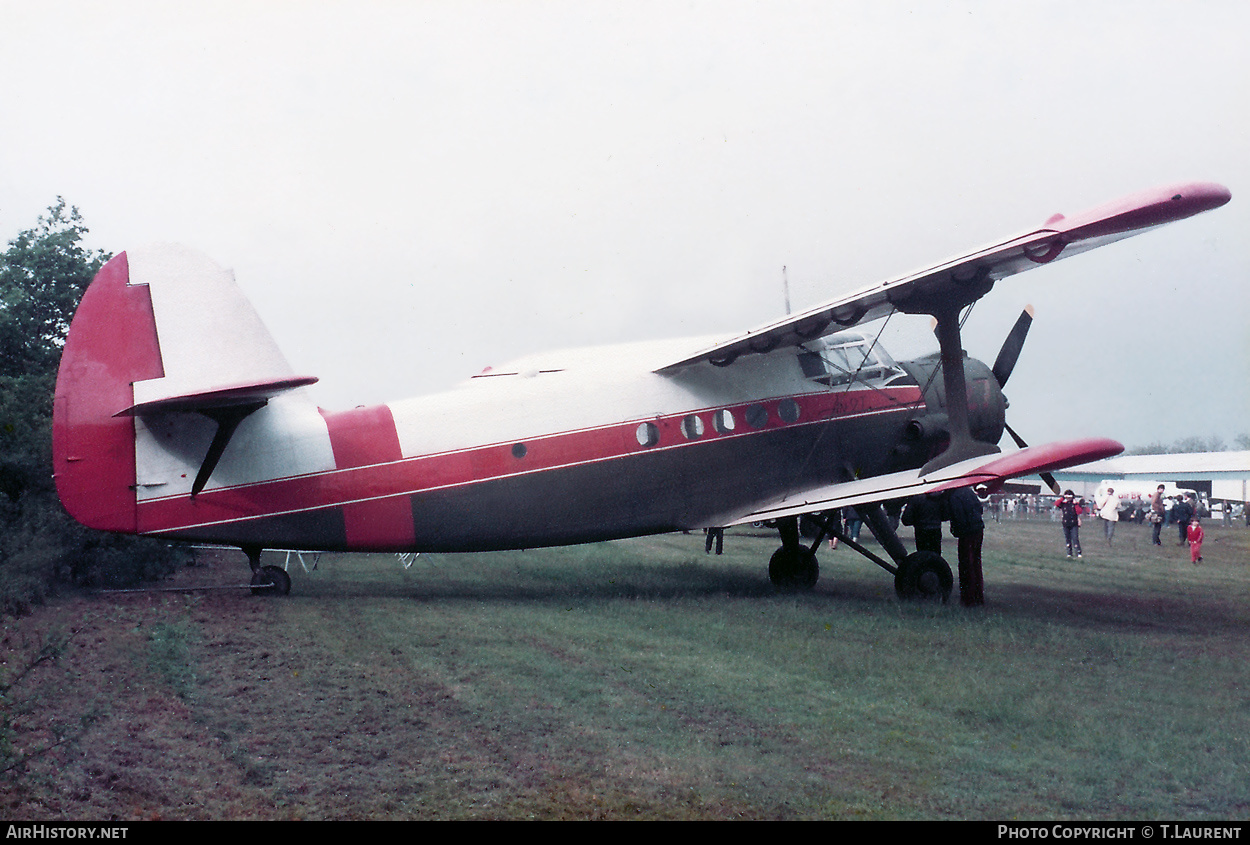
[53,252,163,531]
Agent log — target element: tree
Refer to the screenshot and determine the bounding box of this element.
[1128,435,1228,456]
[0,201,108,505]
[0,200,106,377]
[0,201,186,614]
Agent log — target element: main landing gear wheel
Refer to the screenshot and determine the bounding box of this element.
[251,565,292,596]
[893,551,953,602]
[768,546,819,591]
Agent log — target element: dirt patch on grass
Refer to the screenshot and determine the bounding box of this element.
[1,551,781,819]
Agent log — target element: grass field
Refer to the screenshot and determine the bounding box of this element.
[2,517,1247,820]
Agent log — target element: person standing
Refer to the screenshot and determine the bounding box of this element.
[901,492,944,555]
[843,506,863,544]
[825,508,844,550]
[704,526,724,555]
[1149,484,1166,546]
[1097,486,1120,545]
[946,487,985,607]
[1187,517,1205,564]
[1054,490,1084,558]
[1174,494,1194,546]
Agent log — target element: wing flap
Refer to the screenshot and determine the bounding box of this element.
[722,437,1123,527]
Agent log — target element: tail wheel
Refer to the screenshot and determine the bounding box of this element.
[894,551,952,602]
[768,546,819,591]
[251,565,292,596]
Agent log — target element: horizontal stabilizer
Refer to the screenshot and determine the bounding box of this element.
[115,375,318,417]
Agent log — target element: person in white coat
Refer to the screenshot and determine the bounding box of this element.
[1097,487,1120,545]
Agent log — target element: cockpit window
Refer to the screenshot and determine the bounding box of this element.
[799,335,901,387]
[797,351,826,379]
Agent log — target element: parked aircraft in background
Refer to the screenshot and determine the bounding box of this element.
[51,183,1230,600]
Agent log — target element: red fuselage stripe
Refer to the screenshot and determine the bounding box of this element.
[136,385,923,533]
[322,404,415,548]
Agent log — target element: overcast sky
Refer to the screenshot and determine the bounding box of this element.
[1,0,1246,451]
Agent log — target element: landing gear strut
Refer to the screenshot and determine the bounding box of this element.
[243,544,291,596]
[860,504,952,603]
[771,505,953,602]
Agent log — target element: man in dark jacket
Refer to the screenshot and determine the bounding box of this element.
[946,486,985,606]
[1173,494,1194,546]
[901,492,944,555]
[1054,490,1084,558]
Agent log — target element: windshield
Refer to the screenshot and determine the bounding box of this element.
[797,333,902,387]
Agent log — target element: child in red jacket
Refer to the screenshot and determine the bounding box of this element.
[1186,518,1204,564]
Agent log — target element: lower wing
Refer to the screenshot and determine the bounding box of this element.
[722,438,1122,526]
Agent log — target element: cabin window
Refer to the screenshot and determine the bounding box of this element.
[712,409,735,434]
[745,404,768,429]
[636,422,660,447]
[681,414,705,440]
[511,443,527,459]
[778,398,800,423]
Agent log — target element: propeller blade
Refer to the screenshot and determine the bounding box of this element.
[991,305,1035,388]
[1040,471,1060,496]
[1003,422,1027,450]
[1004,422,1061,495]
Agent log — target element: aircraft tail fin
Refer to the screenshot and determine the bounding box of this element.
[52,244,317,531]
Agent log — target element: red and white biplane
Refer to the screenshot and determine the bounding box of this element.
[51,182,1231,599]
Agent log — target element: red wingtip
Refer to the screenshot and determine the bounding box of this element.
[1052,182,1231,240]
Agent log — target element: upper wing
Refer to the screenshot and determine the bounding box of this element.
[656,182,1230,374]
[719,437,1123,527]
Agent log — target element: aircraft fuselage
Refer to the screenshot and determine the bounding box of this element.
[121,334,1002,552]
